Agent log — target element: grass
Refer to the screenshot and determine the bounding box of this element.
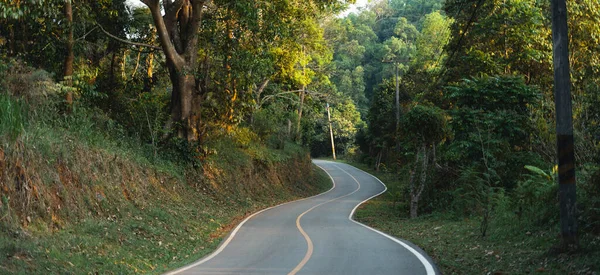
[0,165,332,275]
[348,160,600,274]
[0,92,333,274]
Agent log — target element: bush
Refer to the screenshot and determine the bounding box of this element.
[513,165,558,225]
[0,59,61,106]
[579,165,600,234]
[444,76,541,189]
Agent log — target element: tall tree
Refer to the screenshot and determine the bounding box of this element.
[140,0,205,142]
[551,0,577,248]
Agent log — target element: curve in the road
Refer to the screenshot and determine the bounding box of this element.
[164,170,338,275]
[332,164,436,275]
[289,164,361,275]
[165,160,438,275]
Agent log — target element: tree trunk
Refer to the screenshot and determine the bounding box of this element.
[410,195,419,219]
[551,0,578,248]
[121,50,128,80]
[144,50,154,92]
[144,27,156,92]
[63,0,74,106]
[410,144,429,219]
[8,25,14,56]
[132,51,141,78]
[110,52,117,82]
[167,65,201,142]
[296,87,305,142]
[375,149,383,171]
[143,0,205,142]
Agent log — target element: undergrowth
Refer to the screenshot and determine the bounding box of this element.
[0,62,331,274]
[349,160,600,274]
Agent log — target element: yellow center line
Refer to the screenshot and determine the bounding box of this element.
[288,164,361,275]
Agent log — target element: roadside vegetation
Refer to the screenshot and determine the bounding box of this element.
[326,0,600,273]
[1,0,599,273]
[0,60,333,274]
[352,162,600,274]
[0,0,342,272]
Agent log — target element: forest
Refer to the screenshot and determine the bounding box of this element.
[0,0,599,273]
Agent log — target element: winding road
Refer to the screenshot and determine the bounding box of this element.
[166,160,438,275]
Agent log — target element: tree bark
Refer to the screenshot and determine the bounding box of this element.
[63,0,74,106]
[551,0,577,248]
[121,50,128,80]
[143,0,205,142]
[410,195,419,219]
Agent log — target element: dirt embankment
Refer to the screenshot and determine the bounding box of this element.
[0,139,326,274]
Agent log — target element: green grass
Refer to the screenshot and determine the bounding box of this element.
[0,163,333,274]
[0,94,27,140]
[0,154,330,274]
[348,160,600,274]
[0,92,333,274]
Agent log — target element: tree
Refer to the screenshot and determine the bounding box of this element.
[138,0,205,142]
[551,0,577,248]
[401,104,447,218]
[413,11,452,71]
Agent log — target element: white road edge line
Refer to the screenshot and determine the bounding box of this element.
[321,161,437,275]
[164,163,337,275]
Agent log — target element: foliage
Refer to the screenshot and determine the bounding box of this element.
[444,76,540,170]
[401,104,447,146]
[365,79,404,151]
[514,165,558,225]
[309,96,364,157]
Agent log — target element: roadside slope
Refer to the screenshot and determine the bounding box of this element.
[0,113,331,274]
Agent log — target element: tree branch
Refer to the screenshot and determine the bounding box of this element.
[76,26,98,41]
[163,0,185,53]
[256,78,270,99]
[97,24,161,50]
[144,0,185,69]
[185,0,206,59]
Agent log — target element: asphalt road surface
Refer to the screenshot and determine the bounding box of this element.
[166,160,438,275]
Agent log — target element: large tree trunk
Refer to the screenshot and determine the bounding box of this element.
[143,0,205,142]
[166,65,201,142]
[63,0,74,106]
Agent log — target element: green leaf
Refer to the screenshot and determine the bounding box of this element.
[524,165,550,179]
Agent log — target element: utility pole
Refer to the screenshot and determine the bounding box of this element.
[326,103,336,160]
[551,0,577,248]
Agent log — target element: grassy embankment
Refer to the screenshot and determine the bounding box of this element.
[0,77,331,273]
[348,161,600,274]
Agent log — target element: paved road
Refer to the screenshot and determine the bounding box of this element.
[166,160,437,275]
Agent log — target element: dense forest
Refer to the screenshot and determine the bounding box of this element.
[328,0,600,238]
[1,0,599,273]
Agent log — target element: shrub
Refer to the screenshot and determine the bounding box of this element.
[513,165,558,225]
